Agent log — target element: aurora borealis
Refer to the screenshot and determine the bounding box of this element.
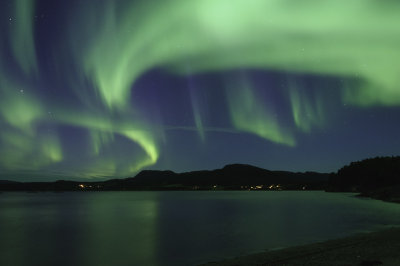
[1,0,400,181]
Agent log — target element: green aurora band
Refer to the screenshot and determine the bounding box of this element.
[10,0,37,76]
[1,0,400,178]
[76,0,400,107]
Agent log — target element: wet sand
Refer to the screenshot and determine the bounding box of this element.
[202,227,400,266]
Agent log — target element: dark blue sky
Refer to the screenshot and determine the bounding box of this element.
[1,0,400,181]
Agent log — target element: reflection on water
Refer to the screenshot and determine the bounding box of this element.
[1,191,400,266]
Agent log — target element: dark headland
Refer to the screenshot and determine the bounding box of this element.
[327,156,400,203]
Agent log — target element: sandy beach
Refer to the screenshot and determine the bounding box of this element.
[202,227,400,266]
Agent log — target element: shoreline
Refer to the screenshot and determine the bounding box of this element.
[202,227,400,266]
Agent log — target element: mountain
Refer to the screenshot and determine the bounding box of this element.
[0,164,329,191]
[125,164,328,189]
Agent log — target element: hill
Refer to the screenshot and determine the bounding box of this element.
[0,164,329,191]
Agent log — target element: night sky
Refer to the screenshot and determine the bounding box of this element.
[1,0,400,181]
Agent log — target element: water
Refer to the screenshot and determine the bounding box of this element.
[1,191,400,266]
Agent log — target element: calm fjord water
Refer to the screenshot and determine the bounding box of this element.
[1,191,400,266]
